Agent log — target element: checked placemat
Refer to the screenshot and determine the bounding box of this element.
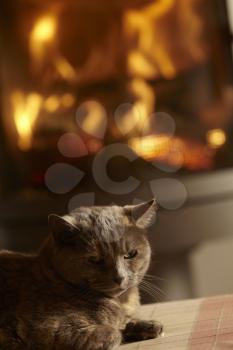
[120,295,233,350]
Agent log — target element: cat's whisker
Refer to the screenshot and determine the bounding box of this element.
[143,279,164,290]
[140,282,162,296]
[139,285,162,302]
[139,280,167,302]
[142,281,167,299]
[144,274,166,282]
[140,287,163,302]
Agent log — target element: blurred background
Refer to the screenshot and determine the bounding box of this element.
[0,0,233,303]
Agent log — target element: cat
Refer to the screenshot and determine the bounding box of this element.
[0,199,163,350]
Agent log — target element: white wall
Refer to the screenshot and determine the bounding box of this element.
[190,236,233,297]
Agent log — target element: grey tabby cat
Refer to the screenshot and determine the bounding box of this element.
[0,199,163,349]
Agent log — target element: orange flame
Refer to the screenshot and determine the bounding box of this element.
[129,134,214,170]
[125,0,207,80]
[11,91,42,151]
[30,15,57,67]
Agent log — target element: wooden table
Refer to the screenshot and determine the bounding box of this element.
[120,295,233,349]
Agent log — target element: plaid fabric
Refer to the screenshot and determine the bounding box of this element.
[120,295,233,350]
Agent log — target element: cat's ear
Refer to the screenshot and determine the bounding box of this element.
[124,199,158,229]
[48,214,79,246]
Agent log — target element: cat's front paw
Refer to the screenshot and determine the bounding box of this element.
[123,320,163,342]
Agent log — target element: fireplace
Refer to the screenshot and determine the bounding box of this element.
[0,0,232,241]
[0,0,233,302]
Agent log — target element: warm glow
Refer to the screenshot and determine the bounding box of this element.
[129,135,213,170]
[44,95,60,113]
[12,91,42,150]
[31,15,56,43]
[61,94,76,108]
[129,135,175,160]
[206,129,227,149]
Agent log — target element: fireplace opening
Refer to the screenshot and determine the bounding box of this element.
[0,0,232,203]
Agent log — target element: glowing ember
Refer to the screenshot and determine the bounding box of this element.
[129,135,214,170]
[61,94,76,109]
[44,95,60,113]
[206,129,227,149]
[43,94,76,112]
[128,135,183,166]
[129,135,170,158]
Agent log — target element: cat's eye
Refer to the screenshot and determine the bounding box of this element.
[88,256,104,265]
[124,249,138,260]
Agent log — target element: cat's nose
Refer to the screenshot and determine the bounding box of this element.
[113,276,124,286]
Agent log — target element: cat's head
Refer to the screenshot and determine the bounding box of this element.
[47,200,157,297]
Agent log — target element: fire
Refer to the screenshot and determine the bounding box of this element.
[29,14,78,83]
[129,135,182,164]
[11,91,42,151]
[125,0,207,80]
[125,0,176,79]
[11,91,77,151]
